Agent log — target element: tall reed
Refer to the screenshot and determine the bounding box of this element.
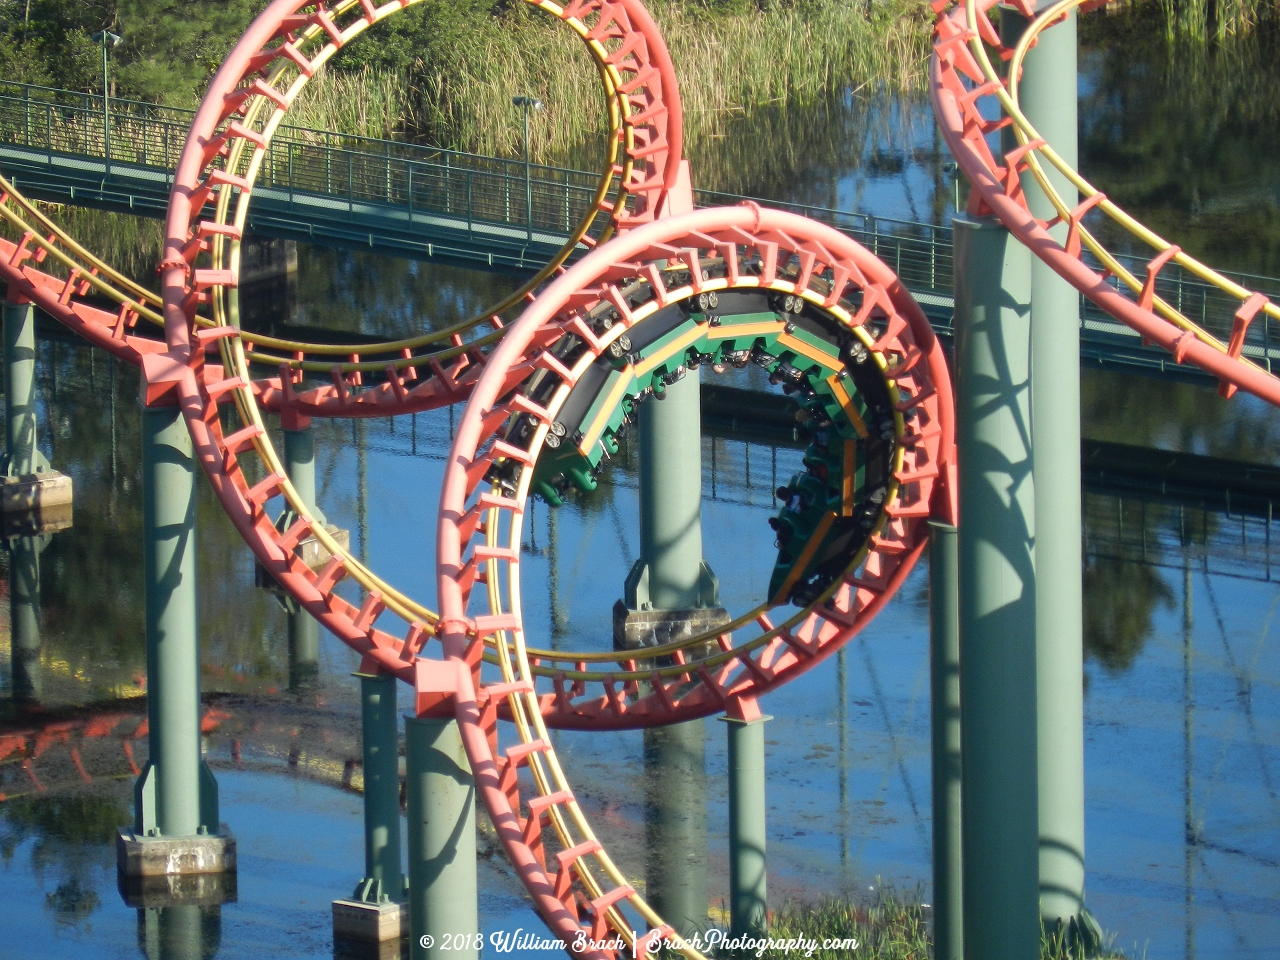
[406,0,932,162]
[1159,0,1280,38]
[286,66,412,141]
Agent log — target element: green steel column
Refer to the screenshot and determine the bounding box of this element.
[637,369,709,610]
[5,297,48,478]
[137,403,214,838]
[405,714,478,960]
[953,213,1039,960]
[8,535,41,702]
[723,713,769,938]
[929,522,962,960]
[644,720,708,938]
[1009,3,1091,935]
[283,423,321,690]
[353,672,405,903]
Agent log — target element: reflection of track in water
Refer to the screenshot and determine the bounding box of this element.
[931,0,1280,404]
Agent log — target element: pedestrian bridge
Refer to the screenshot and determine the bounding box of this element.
[1,80,1276,384]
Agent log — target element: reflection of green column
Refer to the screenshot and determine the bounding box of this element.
[644,720,708,938]
[138,905,221,960]
[406,715,478,960]
[8,535,41,702]
[954,213,1039,960]
[4,298,48,478]
[724,713,768,938]
[353,673,405,903]
[136,404,216,837]
[1182,559,1195,957]
[929,522,962,960]
[1006,5,1091,938]
[283,422,321,691]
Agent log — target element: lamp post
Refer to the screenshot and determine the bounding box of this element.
[511,96,543,249]
[90,30,123,180]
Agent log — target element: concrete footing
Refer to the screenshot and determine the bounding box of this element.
[256,523,350,589]
[1,471,73,535]
[332,899,409,942]
[613,601,728,664]
[117,825,237,878]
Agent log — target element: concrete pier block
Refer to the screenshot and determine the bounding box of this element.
[256,523,351,590]
[0,471,73,535]
[332,899,408,942]
[117,825,237,878]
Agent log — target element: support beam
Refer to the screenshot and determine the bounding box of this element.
[356,673,405,901]
[1010,5,1095,944]
[723,710,769,938]
[616,365,722,937]
[953,213,1039,960]
[4,297,45,478]
[119,401,233,880]
[333,673,408,943]
[284,420,321,691]
[625,368,719,614]
[929,521,963,960]
[405,714,478,960]
[2,296,72,532]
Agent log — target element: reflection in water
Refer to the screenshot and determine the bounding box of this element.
[137,904,222,960]
[8,536,42,703]
[1183,559,1196,960]
[1083,555,1173,672]
[2,173,1278,955]
[643,721,708,939]
[1079,7,1280,276]
[1082,368,1280,465]
[1,787,129,927]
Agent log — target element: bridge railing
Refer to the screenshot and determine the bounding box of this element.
[0,81,1278,366]
[0,81,607,241]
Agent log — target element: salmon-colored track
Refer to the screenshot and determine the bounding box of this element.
[930,0,1280,404]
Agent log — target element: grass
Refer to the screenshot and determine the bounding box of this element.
[25,203,163,284]
[286,66,413,142]
[1158,0,1280,37]
[310,0,933,164]
[667,886,1136,960]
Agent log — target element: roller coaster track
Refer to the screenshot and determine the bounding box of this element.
[930,0,1280,406]
[5,0,1273,954]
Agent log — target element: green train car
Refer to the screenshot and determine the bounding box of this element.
[498,280,896,608]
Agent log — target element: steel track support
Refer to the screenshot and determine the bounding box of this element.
[929,521,963,960]
[954,213,1039,960]
[3,295,72,530]
[1004,5,1098,947]
[334,672,409,943]
[616,368,723,937]
[118,401,234,883]
[634,368,715,612]
[405,714,478,960]
[723,708,769,939]
[284,420,321,691]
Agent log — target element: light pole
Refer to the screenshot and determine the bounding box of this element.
[90,30,123,180]
[511,96,543,249]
